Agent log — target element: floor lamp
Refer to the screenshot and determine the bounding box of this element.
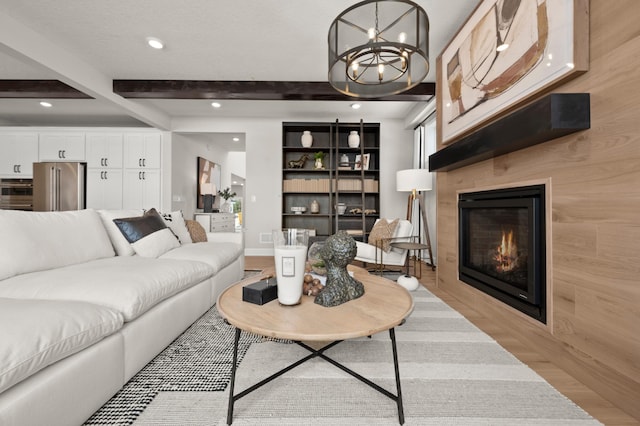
[396,169,435,288]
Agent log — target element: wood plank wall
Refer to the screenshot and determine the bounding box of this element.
[434,0,640,419]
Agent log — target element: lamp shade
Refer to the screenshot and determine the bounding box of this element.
[396,168,432,192]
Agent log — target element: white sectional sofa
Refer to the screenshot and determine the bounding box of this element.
[0,208,244,426]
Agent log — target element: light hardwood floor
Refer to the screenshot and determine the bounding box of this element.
[244,256,639,425]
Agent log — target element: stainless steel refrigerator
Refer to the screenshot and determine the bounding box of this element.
[33,162,86,211]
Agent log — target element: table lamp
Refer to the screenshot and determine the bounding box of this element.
[395,169,434,289]
[200,182,216,213]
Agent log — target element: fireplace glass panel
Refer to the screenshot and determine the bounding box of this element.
[466,207,529,291]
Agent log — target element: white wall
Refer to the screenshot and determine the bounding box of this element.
[172,116,413,255]
[170,133,232,219]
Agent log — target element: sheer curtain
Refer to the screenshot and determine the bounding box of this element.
[412,114,437,266]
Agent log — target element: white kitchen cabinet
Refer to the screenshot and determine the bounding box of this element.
[0,133,39,177]
[39,133,85,161]
[122,168,161,210]
[86,133,124,169]
[86,168,123,209]
[124,133,161,169]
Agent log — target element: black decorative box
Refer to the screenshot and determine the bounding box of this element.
[242,278,278,305]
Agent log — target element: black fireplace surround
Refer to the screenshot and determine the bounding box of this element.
[458,185,546,323]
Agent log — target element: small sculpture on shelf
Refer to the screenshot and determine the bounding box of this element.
[313,151,325,169]
[288,154,309,169]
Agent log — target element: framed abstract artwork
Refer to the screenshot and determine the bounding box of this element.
[439,0,589,144]
[197,157,221,210]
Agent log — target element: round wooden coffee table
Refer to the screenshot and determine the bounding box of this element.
[217,265,414,425]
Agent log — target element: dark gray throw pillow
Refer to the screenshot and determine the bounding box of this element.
[113,208,167,243]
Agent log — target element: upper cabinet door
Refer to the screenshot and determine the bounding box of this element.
[39,133,86,161]
[86,133,124,168]
[0,133,39,177]
[123,133,161,169]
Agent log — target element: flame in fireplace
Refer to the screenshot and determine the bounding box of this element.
[495,229,518,272]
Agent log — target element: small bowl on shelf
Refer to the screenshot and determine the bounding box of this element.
[291,206,307,214]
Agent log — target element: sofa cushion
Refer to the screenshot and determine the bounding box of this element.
[97,209,144,256]
[113,208,167,243]
[161,210,193,244]
[0,256,214,322]
[0,209,115,281]
[0,298,123,394]
[160,241,243,274]
[185,219,208,243]
[131,228,180,258]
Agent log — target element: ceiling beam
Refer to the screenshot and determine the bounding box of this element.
[0,80,92,98]
[113,80,435,101]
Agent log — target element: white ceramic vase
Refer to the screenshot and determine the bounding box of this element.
[301,131,313,147]
[348,131,360,148]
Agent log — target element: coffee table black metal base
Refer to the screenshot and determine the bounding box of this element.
[226,326,405,425]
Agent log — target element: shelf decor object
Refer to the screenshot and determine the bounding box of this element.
[348,131,360,148]
[301,131,313,147]
[328,0,429,98]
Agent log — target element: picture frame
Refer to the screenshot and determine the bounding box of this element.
[438,0,589,145]
[197,157,221,210]
[354,153,370,170]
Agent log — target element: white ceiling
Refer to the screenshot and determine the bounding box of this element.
[0,0,479,128]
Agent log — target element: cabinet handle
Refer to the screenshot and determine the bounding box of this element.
[100,171,104,180]
[58,150,62,159]
[101,158,105,167]
[62,150,66,159]
[142,171,146,180]
[104,158,108,167]
[104,170,108,180]
[17,165,20,173]
[142,158,146,167]
[138,171,142,180]
[138,158,142,167]
[13,165,17,173]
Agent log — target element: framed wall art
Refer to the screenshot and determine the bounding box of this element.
[197,157,221,210]
[438,0,588,145]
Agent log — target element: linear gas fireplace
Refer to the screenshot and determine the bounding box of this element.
[458,185,546,323]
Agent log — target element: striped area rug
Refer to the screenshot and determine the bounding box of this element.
[132,286,601,425]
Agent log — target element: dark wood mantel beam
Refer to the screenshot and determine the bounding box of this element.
[112,80,435,101]
[0,80,92,98]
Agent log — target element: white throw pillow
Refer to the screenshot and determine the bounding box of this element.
[131,228,180,258]
[97,209,144,256]
[161,211,192,244]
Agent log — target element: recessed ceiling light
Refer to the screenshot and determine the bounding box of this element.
[232,137,240,142]
[496,43,509,52]
[211,102,221,108]
[39,101,52,108]
[351,103,361,109]
[146,37,164,49]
